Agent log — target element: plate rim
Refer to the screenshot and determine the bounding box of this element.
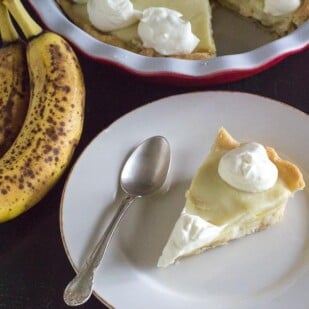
[59,91,308,308]
[28,0,309,85]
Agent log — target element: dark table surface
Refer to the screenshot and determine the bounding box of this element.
[1,2,308,309]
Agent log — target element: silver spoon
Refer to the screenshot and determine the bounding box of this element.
[63,136,171,306]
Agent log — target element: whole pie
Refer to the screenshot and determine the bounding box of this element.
[56,0,309,59]
[157,128,305,267]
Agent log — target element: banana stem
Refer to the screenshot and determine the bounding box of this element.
[0,2,19,43]
[3,0,42,39]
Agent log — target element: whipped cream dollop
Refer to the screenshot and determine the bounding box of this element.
[87,0,142,32]
[218,143,278,193]
[157,210,222,267]
[137,7,199,56]
[264,0,301,16]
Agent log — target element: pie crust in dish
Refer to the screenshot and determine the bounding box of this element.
[157,127,305,267]
[56,0,309,59]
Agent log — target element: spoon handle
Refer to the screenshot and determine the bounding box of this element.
[63,194,136,306]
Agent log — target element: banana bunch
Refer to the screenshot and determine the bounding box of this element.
[0,0,85,222]
[0,2,29,157]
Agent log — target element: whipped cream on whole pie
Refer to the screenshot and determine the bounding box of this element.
[264,0,301,16]
[218,0,309,36]
[158,128,305,267]
[87,0,142,31]
[137,7,200,55]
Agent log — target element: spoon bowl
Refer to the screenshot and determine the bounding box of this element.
[63,136,171,306]
[121,136,170,196]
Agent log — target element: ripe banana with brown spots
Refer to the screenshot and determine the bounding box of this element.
[0,0,85,222]
[0,2,29,157]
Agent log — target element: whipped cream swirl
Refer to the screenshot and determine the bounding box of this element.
[87,0,142,32]
[138,7,199,56]
[218,143,278,193]
[264,0,301,16]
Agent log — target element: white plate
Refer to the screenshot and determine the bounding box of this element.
[61,92,309,308]
[29,1,309,85]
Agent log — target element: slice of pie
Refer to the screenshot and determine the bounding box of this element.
[157,128,305,267]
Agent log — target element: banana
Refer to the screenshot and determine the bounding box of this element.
[0,3,29,157]
[0,0,85,222]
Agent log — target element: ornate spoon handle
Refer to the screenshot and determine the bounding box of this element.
[63,194,135,306]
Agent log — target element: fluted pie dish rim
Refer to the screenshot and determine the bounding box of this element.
[28,0,309,85]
